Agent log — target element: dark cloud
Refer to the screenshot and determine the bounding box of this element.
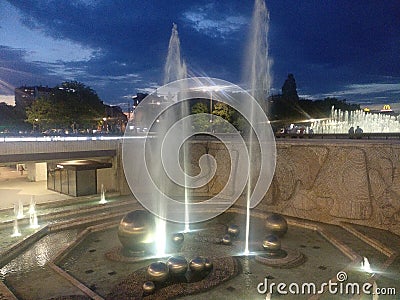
[2,0,400,105]
[0,46,62,94]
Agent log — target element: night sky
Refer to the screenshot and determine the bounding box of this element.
[1,0,399,110]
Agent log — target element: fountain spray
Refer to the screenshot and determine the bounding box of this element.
[153,23,188,256]
[12,204,22,237]
[99,184,107,204]
[11,218,21,237]
[243,0,271,255]
[17,199,24,219]
[28,195,36,214]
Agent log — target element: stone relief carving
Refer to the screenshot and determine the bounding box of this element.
[186,141,400,235]
[313,147,371,220]
[367,147,400,230]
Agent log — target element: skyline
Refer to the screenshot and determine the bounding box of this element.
[1,0,400,110]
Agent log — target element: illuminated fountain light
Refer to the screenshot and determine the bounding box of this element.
[361,256,373,274]
[11,218,21,237]
[99,184,107,204]
[155,217,167,257]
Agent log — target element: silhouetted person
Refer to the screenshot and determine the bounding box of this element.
[348,126,355,139]
[308,128,314,138]
[355,126,363,139]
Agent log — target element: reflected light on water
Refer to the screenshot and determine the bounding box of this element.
[35,243,50,267]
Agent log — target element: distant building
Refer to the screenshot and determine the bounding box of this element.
[104,105,128,133]
[14,85,54,111]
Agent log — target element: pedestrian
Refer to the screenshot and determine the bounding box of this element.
[18,164,25,175]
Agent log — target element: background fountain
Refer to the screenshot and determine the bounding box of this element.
[312,106,400,133]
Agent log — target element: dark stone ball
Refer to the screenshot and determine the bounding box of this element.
[227,224,240,237]
[117,210,155,255]
[166,256,188,276]
[142,281,155,294]
[146,261,169,282]
[221,234,232,245]
[189,256,206,272]
[262,234,281,252]
[265,213,288,237]
[171,232,184,246]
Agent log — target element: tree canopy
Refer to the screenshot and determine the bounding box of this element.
[26,81,105,130]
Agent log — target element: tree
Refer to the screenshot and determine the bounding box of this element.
[26,97,58,130]
[0,102,27,131]
[191,102,211,132]
[282,74,299,102]
[212,102,235,133]
[26,81,105,131]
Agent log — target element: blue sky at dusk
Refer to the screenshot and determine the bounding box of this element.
[1,0,399,110]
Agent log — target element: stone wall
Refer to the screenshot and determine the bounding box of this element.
[117,139,400,236]
[189,140,400,236]
[263,141,400,236]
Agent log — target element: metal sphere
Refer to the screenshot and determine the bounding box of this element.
[203,257,213,271]
[147,261,169,282]
[227,224,240,237]
[189,256,206,272]
[171,232,184,246]
[221,234,232,245]
[166,256,188,276]
[262,234,281,252]
[118,210,156,255]
[265,213,288,237]
[142,281,156,294]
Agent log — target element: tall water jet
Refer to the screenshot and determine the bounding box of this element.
[244,0,272,112]
[152,23,188,255]
[242,0,272,255]
[164,23,188,84]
